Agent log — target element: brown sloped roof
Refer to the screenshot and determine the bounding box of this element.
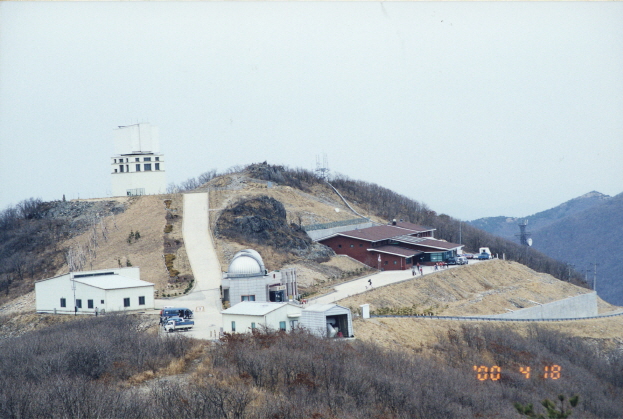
[332,225,416,242]
[368,246,423,258]
[394,235,463,250]
[392,221,436,233]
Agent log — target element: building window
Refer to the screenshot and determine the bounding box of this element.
[394,260,397,264]
[136,164,141,171]
[406,257,412,264]
[60,298,66,308]
[144,164,152,171]
[155,157,160,161]
[384,261,388,265]
[338,244,342,248]
[76,299,82,309]
[135,157,139,162]
[88,299,94,309]
[251,322,256,330]
[241,295,256,302]
[126,165,129,172]
[114,159,117,163]
[138,296,145,305]
[155,163,160,170]
[101,300,104,304]
[114,169,118,173]
[119,165,124,173]
[350,244,354,248]
[360,244,363,247]
[279,321,286,331]
[144,157,151,161]
[123,298,130,307]
[231,321,236,332]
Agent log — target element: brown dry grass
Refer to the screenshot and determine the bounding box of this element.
[353,315,623,352]
[338,260,604,316]
[53,195,172,293]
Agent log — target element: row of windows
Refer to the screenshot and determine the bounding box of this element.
[336,243,364,248]
[113,157,160,164]
[60,296,145,309]
[115,163,161,173]
[134,163,160,171]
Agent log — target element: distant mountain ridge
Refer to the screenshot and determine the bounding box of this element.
[469,191,623,305]
[470,191,610,240]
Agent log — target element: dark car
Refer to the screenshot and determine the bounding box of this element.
[159,307,193,325]
[446,257,458,265]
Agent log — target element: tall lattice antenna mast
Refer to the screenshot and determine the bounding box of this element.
[315,153,330,181]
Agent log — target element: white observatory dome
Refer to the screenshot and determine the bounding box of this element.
[227,249,266,278]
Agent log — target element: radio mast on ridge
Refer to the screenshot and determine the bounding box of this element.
[316,154,330,181]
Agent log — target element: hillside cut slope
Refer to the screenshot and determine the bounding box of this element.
[338,260,605,316]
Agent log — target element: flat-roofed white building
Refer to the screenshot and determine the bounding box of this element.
[221,301,302,333]
[35,267,154,314]
[111,123,166,197]
[221,301,353,338]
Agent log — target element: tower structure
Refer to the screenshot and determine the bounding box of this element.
[315,153,330,181]
[110,123,166,196]
[516,219,532,246]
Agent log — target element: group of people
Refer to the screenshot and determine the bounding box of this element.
[434,262,448,271]
[411,263,424,276]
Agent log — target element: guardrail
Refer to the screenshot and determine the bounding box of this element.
[371,311,623,322]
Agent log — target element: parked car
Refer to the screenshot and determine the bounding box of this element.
[478,252,490,260]
[456,256,468,265]
[163,316,194,332]
[446,257,458,265]
[159,307,193,325]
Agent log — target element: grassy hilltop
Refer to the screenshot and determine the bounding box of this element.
[1,163,623,418]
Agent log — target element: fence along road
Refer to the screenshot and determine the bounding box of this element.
[157,192,223,339]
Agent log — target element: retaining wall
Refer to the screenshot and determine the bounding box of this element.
[474,292,597,320]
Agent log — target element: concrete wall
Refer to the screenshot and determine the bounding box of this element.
[476,292,598,320]
[306,222,376,241]
[111,163,166,196]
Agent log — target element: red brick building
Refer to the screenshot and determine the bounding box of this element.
[318,221,463,271]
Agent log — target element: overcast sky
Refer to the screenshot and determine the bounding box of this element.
[1,2,621,221]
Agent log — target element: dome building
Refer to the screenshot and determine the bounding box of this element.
[221,249,298,307]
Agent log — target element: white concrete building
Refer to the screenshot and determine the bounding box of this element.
[221,301,302,333]
[221,249,298,306]
[35,267,154,314]
[301,304,354,338]
[111,123,166,197]
[221,301,354,338]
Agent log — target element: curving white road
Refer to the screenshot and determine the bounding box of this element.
[156,192,223,340]
[310,260,483,305]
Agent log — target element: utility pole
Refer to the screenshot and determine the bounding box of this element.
[567,264,575,282]
[592,262,599,292]
[458,220,462,245]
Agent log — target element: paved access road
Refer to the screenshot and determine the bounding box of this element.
[311,260,483,305]
[155,192,223,340]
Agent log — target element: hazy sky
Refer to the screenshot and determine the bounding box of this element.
[1,2,622,220]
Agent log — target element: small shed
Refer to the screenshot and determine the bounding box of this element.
[221,301,302,333]
[301,304,354,338]
[35,267,154,314]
